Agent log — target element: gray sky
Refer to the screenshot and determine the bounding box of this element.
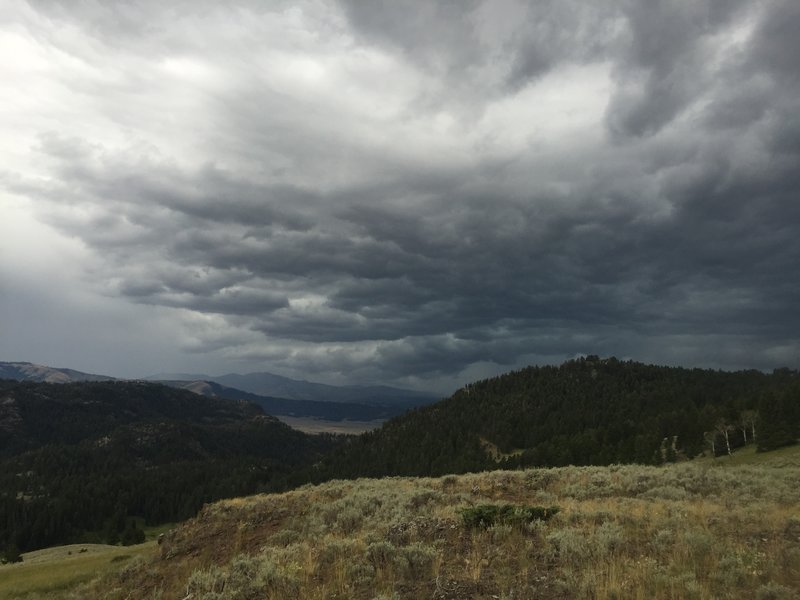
[1,0,798,394]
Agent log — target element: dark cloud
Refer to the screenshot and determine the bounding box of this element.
[504,2,621,87]
[749,0,800,81]
[2,0,799,392]
[338,0,622,108]
[605,0,750,138]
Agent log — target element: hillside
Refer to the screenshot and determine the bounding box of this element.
[0,379,263,457]
[0,362,114,384]
[0,379,339,553]
[311,357,800,481]
[62,447,800,599]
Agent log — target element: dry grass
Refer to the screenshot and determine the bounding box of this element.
[44,447,800,598]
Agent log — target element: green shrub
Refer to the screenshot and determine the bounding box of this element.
[546,528,591,563]
[461,504,559,528]
[755,583,797,600]
[1,543,23,564]
[683,530,714,560]
[640,485,691,501]
[592,521,624,556]
[397,542,438,579]
[336,506,363,534]
[186,554,300,600]
[756,583,797,600]
[366,541,397,570]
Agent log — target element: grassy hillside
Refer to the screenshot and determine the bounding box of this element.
[55,446,800,600]
[0,543,155,599]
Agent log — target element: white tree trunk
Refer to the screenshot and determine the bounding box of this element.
[723,429,732,456]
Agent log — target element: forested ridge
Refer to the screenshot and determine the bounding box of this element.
[0,380,264,457]
[0,380,340,555]
[309,357,800,481]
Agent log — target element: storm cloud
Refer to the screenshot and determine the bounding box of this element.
[1,0,798,393]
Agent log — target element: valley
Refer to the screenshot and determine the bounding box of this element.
[5,1,797,597]
[0,361,438,434]
[1,357,798,598]
[274,415,385,435]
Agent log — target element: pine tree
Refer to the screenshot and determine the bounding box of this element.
[758,387,799,452]
[1,542,22,564]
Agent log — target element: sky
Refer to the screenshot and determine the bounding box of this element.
[1,0,798,395]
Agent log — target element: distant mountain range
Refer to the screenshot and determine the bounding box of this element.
[146,370,438,407]
[159,379,417,422]
[0,361,438,424]
[0,361,437,407]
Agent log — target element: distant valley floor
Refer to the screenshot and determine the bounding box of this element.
[276,415,384,435]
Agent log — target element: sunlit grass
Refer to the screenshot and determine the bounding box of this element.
[695,443,800,467]
[0,542,156,599]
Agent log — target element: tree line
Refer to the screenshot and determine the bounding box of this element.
[306,357,799,482]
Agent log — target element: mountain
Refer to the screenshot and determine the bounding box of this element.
[0,361,438,407]
[159,379,411,422]
[147,370,438,407]
[310,356,800,481]
[0,361,115,383]
[0,379,340,552]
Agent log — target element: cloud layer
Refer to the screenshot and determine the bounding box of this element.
[2,0,798,392]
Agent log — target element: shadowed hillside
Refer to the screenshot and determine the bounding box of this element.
[0,379,340,554]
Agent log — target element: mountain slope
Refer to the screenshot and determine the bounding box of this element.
[0,379,339,552]
[312,357,799,480]
[0,379,265,457]
[0,361,114,383]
